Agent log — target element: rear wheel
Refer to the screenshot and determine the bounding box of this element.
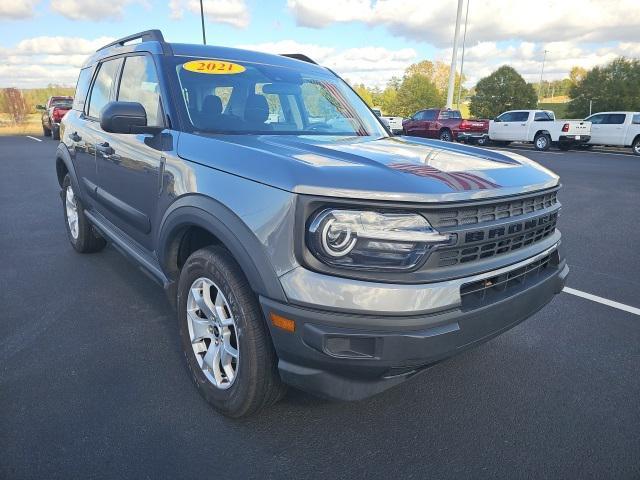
[43,124,51,137]
[177,245,286,417]
[61,174,106,253]
[632,137,640,156]
[52,125,60,140]
[439,129,453,142]
[534,133,551,151]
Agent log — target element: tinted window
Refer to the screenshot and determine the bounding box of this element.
[511,111,530,122]
[534,111,553,121]
[72,67,93,111]
[422,110,438,121]
[633,114,640,125]
[604,113,626,125]
[587,114,605,124]
[88,59,122,118]
[118,55,163,127]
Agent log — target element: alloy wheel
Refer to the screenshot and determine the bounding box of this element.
[65,185,79,239]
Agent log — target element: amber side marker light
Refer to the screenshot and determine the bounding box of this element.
[270,313,296,332]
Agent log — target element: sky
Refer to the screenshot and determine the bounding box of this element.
[1,0,639,89]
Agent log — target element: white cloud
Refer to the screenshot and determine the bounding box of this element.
[237,40,417,88]
[50,0,143,21]
[169,0,249,28]
[288,0,640,46]
[0,0,40,19]
[0,35,115,88]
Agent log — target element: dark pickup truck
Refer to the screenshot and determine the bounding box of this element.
[402,108,489,145]
[38,96,73,140]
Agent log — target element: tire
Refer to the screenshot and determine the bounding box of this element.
[43,124,51,137]
[558,142,572,151]
[61,174,106,253]
[476,136,488,146]
[534,133,551,151]
[439,129,453,142]
[632,137,640,156]
[52,125,60,140]
[177,245,286,418]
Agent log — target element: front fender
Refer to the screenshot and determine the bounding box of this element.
[157,194,288,303]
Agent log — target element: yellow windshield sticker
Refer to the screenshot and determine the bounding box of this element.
[183,60,246,74]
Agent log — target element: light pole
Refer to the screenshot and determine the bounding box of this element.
[456,0,470,108]
[537,49,549,104]
[200,0,207,45]
[446,0,464,109]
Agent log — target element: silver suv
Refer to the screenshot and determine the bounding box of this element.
[55,30,568,417]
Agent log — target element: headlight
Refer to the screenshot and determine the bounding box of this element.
[306,209,452,271]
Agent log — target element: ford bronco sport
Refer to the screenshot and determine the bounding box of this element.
[55,31,568,417]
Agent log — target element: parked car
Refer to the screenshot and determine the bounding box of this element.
[489,110,591,151]
[56,30,568,417]
[402,108,489,145]
[584,111,640,155]
[37,96,73,140]
[371,107,404,134]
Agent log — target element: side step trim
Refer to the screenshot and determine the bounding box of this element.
[85,210,170,288]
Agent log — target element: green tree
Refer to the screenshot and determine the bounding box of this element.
[394,73,444,118]
[567,57,640,118]
[469,65,537,118]
[353,83,374,107]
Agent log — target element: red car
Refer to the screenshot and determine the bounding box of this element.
[38,96,73,140]
[402,108,489,145]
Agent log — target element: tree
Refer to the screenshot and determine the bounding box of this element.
[567,57,640,118]
[569,66,587,86]
[353,83,374,107]
[394,73,444,118]
[469,66,537,118]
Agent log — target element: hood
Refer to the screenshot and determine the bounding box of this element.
[177,134,559,202]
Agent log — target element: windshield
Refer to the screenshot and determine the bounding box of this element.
[51,99,72,108]
[173,57,386,136]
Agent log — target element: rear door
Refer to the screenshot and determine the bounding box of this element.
[601,113,627,145]
[94,53,167,250]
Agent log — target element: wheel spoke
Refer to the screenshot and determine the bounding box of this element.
[214,290,234,326]
[187,309,212,342]
[191,285,216,320]
[202,342,220,374]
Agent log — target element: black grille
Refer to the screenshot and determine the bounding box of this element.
[460,251,557,309]
[429,191,558,228]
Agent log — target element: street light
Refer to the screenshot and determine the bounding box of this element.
[456,0,470,108]
[200,0,207,45]
[537,49,549,104]
[446,0,464,109]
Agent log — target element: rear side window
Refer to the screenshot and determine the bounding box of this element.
[72,67,93,111]
[633,114,640,125]
[534,111,553,121]
[117,55,163,127]
[604,113,626,125]
[438,110,461,120]
[87,58,122,118]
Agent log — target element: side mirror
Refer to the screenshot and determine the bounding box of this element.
[36,104,46,110]
[100,101,162,135]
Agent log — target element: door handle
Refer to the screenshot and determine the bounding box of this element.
[520,123,526,126]
[70,132,82,142]
[96,142,114,156]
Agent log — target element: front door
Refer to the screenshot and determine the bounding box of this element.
[93,54,167,250]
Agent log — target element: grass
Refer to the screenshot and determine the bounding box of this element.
[0,113,42,136]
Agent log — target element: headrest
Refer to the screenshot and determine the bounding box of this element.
[244,94,269,123]
[201,95,222,115]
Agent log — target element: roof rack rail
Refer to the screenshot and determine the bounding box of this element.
[280,53,317,65]
[97,30,166,52]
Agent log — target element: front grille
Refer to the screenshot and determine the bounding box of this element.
[430,191,558,228]
[460,250,558,309]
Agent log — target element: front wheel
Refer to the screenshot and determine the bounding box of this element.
[177,246,286,417]
[632,137,640,156]
[534,133,551,151]
[476,136,488,146]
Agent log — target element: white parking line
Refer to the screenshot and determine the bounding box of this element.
[26,135,42,142]
[563,287,640,316]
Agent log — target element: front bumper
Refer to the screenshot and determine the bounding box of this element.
[261,246,568,401]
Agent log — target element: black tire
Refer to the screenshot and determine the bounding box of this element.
[61,174,106,253]
[534,133,551,151]
[476,136,488,146]
[439,129,453,142]
[177,245,286,417]
[43,124,51,137]
[632,137,640,156]
[52,125,60,140]
[558,142,572,151]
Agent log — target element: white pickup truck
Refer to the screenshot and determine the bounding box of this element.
[372,108,404,135]
[584,111,640,155]
[489,110,591,151]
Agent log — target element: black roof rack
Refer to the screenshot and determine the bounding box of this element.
[280,53,317,65]
[97,29,167,52]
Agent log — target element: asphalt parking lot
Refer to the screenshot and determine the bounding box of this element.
[1,135,639,479]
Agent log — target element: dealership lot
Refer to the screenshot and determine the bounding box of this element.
[1,136,639,479]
